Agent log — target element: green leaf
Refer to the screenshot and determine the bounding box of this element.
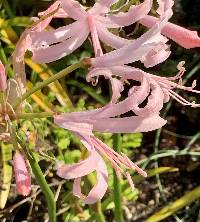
[146,185,200,222]
[0,143,12,209]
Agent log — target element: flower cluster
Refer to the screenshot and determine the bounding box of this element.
[4,0,200,203]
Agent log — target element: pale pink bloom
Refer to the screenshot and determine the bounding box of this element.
[55,116,148,204]
[87,62,200,116]
[30,0,153,63]
[13,152,31,196]
[0,60,7,92]
[91,0,174,68]
[140,15,200,49]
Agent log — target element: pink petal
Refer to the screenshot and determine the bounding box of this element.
[60,0,87,20]
[141,42,171,67]
[91,0,173,67]
[13,152,31,196]
[107,0,152,26]
[96,23,130,49]
[38,1,68,19]
[31,20,85,47]
[32,30,89,63]
[92,115,167,133]
[87,16,103,57]
[12,31,32,93]
[73,156,108,204]
[35,1,68,31]
[140,15,200,49]
[57,148,100,179]
[0,60,7,91]
[54,115,93,135]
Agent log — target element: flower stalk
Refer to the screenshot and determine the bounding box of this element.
[27,152,56,222]
[12,60,85,109]
[113,133,124,222]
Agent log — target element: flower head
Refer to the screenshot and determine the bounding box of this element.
[54,114,148,204]
[30,0,153,63]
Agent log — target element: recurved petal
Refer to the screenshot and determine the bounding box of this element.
[57,148,100,179]
[91,0,173,67]
[107,0,152,27]
[140,15,200,49]
[92,114,167,133]
[31,20,85,47]
[73,156,108,204]
[141,42,171,67]
[32,30,89,63]
[60,0,87,20]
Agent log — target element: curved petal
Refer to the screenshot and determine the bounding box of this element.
[60,0,87,20]
[31,20,86,47]
[133,79,164,116]
[32,30,89,63]
[92,115,167,133]
[73,156,108,204]
[141,42,171,67]
[57,148,99,179]
[38,1,68,18]
[97,24,130,49]
[91,0,173,67]
[107,0,152,26]
[54,115,93,135]
[140,15,200,49]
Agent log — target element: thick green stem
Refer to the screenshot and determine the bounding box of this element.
[28,152,56,222]
[12,60,85,109]
[113,134,124,222]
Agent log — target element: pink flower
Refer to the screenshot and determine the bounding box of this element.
[140,15,200,49]
[30,0,153,63]
[91,0,174,68]
[54,114,148,204]
[13,152,31,196]
[87,63,200,116]
[0,60,7,92]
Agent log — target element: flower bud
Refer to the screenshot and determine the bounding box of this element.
[13,152,31,196]
[0,60,7,92]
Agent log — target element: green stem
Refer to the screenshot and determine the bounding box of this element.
[17,112,54,120]
[12,60,85,109]
[93,201,106,222]
[113,134,124,222]
[28,152,56,222]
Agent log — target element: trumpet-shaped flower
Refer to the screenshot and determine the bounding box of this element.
[13,152,31,196]
[30,0,153,63]
[140,15,200,49]
[54,114,150,204]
